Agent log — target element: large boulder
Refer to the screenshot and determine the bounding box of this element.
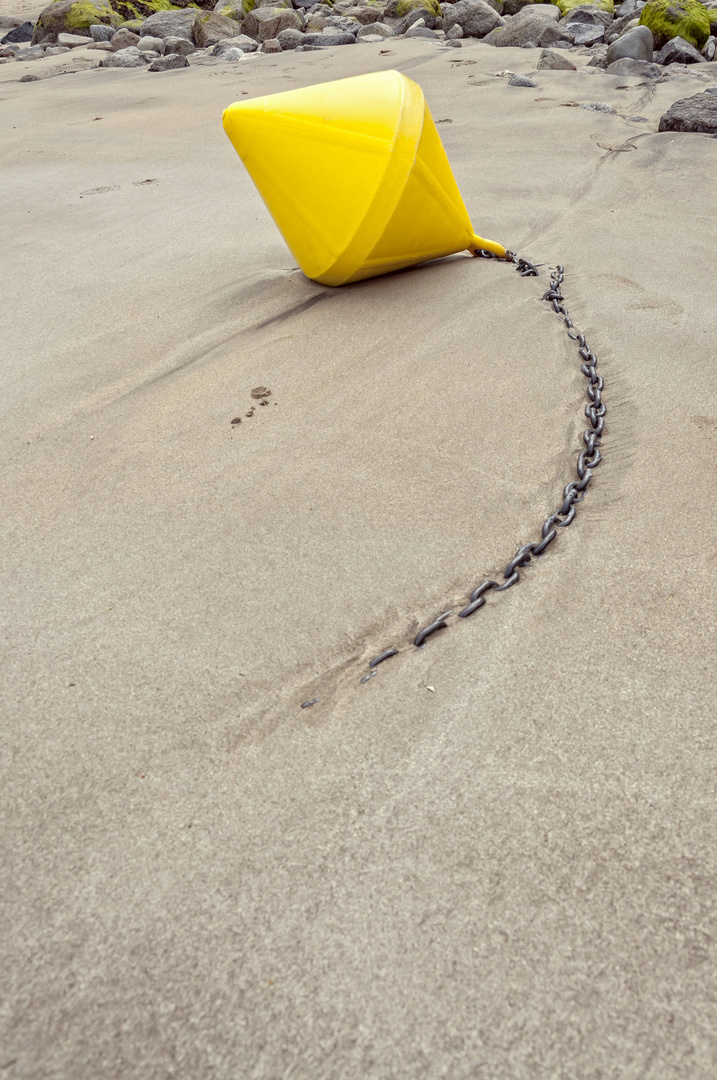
[638,0,710,48]
[606,21,653,56]
[655,31,706,56]
[139,9,198,39]
[484,2,558,43]
[193,8,240,41]
[241,4,303,36]
[32,0,121,43]
[442,0,504,34]
[658,89,717,131]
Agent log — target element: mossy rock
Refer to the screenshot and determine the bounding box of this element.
[216,0,255,17]
[554,0,614,15]
[32,0,204,41]
[385,0,440,16]
[638,0,710,48]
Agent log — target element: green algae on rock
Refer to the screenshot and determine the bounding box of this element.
[32,0,208,42]
[216,0,256,19]
[555,0,614,16]
[384,0,441,17]
[639,0,711,49]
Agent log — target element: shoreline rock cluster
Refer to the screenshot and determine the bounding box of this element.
[2,0,716,128]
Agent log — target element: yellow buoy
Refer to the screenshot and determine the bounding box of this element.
[222,70,506,287]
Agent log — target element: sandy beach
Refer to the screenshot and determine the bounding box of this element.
[2,25,717,1080]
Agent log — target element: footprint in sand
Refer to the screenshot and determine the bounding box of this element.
[79,185,119,197]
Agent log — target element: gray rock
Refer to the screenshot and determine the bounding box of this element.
[561,4,612,27]
[606,55,661,74]
[90,23,114,41]
[57,31,91,46]
[2,20,33,43]
[703,34,715,58]
[484,3,558,46]
[357,21,394,36]
[137,35,164,52]
[277,26,305,45]
[396,7,437,31]
[658,90,717,132]
[261,35,282,48]
[111,28,140,50]
[606,12,639,40]
[508,71,537,84]
[537,22,572,45]
[655,36,706,64]
[86,40,112,49]
[406,23,442,34]
[20,71,40,80]
[565,21,604,44]
[213,0,252,19]
[606,23,652,62]
[165,36,197,54]
[537,45,577,67]
[241,6,303,40]
[325,13,365,30]
[311,30,357,43]
[211,33,256,51]
[616,0,645,15]
[216,45,245,57]
[442,0,503,38]
[139,10,197,41]
[587,46,609,65]
[101,45,148,66]
[147,51,190,70]
[581,101,616,112]
[445,21,463,36]
[194,10,244,45]
[0,44,19,54]
[17,45,46,59]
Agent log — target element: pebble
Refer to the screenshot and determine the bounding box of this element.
[508,73,537,86]
[580,102,616,113]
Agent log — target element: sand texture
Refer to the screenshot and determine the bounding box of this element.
[2,38,717,1080]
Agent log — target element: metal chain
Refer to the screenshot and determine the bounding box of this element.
[364,252,606,673]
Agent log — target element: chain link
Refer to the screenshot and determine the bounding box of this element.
[366,253,605,671]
